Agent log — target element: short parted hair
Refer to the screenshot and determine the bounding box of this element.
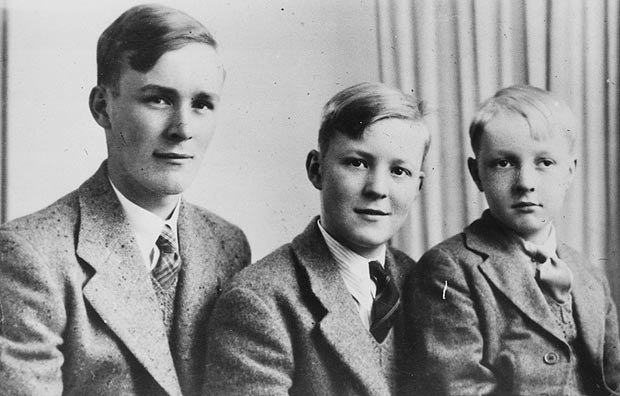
[97,4,218,88]
[469,85,578,156]
[318,82,430,161]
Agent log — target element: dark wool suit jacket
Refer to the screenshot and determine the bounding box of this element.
[0,162,251,396]
[404,210,620,396]
[203,218,415,396]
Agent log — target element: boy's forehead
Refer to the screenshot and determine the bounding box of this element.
[481,111,573,153]
[116,44,222,77]
[483,110,529,135]
[115,45,223,92]
[327,119,428,158]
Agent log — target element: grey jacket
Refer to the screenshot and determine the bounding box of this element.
[0,162,250,396]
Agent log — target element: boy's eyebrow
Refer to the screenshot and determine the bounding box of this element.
[138,84,220,102]
[193,91,221,103]
[532,148,562,157]
[485,148,518,156]
[345,149,415,165]
[139,84,177,95]
[488,148,558,157]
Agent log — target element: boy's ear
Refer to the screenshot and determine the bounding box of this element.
[306,150,322,190]
[467,157,484,192]
[89,85,112,129]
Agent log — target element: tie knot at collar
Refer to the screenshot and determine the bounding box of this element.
[522,240,555,264]
[156,224,177,254]
[369,260,389,290]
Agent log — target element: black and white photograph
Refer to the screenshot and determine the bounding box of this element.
[1,0,619,395]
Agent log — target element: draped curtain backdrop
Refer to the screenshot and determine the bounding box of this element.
[377,0,620,319]
[0,2,7,224]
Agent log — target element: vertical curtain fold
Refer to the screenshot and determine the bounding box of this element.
[605,0,620,310]
[454,1,485,223]
[0,3,7,224]
[377,0,620,324]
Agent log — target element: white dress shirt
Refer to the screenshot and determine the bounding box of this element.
[109,179,180,271]
[317,219,386,329]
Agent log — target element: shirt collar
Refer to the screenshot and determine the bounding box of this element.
[109,178,181,267]
[317,219,387,329]
[317,219,385,298]
[518,224,558,262]
[317,219,386,267]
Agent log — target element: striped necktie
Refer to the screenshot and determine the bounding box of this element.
[369,260,400,343]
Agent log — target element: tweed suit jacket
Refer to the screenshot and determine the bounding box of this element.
[404,210,620,396]
[0,162,251,396]
[203,218,414,396]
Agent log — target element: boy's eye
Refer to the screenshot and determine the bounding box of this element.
[146,96,171,106]
[495,159,513,168]
[392,167,412,177]
[346,158,368,168]
[539,159,555,167]
[193,100,215,111]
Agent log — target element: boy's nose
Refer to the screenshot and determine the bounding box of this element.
[514,165,537,192]
[166,107,193,141]
[363,170,389,198]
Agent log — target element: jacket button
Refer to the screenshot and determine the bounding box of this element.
[543,352,559,364]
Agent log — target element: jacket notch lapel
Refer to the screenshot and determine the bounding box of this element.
[466,213,567,344]
[319,309,389,396]
[292,220,391,396]
[168,202,221,392]
[76,166,182,396]
[478,253,566,343]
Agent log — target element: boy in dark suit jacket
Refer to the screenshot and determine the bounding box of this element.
[203,82,430,396]
[405,85,620,395]
[0,5,250,396]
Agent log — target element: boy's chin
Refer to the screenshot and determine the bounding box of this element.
[345,237,389,258]
[509,221,553,243]
[490,212,553,241]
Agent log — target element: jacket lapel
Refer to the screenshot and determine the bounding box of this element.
[558,243,605,366]
[466,211,566,344]
[291,219,390,396]
[169,202,222,393]
[76,164,182,396]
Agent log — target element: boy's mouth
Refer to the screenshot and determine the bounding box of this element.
[354,208,389,216]
[153,151,194,159]
[512,202,541,209]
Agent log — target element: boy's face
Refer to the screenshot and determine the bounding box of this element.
[469,111,576,244]
[97,43,224,213]
[308,118,427,258]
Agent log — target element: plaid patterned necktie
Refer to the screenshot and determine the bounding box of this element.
[369,260,400,343]
[152,224,181,289]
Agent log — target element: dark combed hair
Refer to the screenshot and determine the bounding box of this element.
[318,82,430,158]
[97,4,218,88]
